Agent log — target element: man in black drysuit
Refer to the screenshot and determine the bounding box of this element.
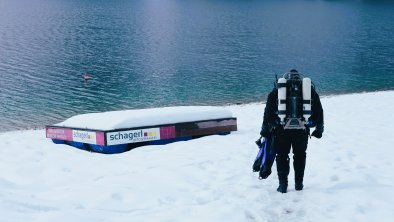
[260,70,324,193]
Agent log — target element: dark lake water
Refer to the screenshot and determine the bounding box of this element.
[0,0,394,132]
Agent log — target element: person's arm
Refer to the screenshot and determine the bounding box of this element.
[260,89,277,137]
[311,88,324,138]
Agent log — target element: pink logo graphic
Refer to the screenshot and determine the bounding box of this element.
[96,132,105,146]
[46,127,73,141]
[160,126,176,139]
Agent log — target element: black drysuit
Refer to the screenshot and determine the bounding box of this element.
[260,87,324,184]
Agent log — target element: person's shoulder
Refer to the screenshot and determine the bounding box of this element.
[268,88,277,96]
[267,88,277,102]
[311,83,319,95]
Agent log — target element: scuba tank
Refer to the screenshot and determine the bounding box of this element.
[277,70,312,129]
[302,78,312,122]
[277,78,287,124]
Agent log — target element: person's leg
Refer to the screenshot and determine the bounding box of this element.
[275,129,291,193]
[291,130,309,190]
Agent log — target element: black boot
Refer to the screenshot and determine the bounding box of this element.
[295,182,304,191]
[294,169,304,191]
[277,180,288,193]
[294,174,304,191]
[276,155,289,193]
[293,133,307,191]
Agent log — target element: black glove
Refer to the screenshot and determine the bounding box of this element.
[260,125,270,137]
[311,130,322,138]
[255,138,263,148]
[311,125,324,139]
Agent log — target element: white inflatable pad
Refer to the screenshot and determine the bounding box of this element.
[55,106,234,131]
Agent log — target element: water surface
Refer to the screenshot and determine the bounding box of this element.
[0,0,393,131]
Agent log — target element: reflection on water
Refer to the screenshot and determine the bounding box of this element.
[0,0,393,131]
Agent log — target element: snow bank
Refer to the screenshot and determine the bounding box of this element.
[1,91,394,222]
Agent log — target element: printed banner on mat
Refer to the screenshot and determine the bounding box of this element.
[72,130,98,144]
[106,128,161,145]
[46,127,73,141]
[46,127,105,145]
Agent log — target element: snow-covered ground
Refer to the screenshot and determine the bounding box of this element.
[1,91,394,222]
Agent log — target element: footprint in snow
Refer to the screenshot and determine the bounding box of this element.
[284,208,293,214]
[330,175,339,182]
